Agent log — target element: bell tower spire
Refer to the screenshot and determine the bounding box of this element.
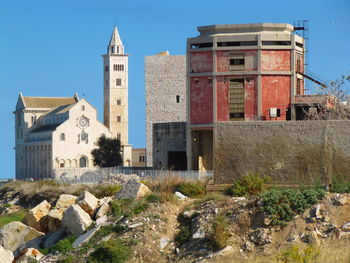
[102,26,131,166]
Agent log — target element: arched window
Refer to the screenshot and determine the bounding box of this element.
[79,156,87,168]
[60,133,65,141]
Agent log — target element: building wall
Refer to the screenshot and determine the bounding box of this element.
[190,76,213,124]
[153,122,187,170]
[132,148,146,167]
[145,54,186,167]
[214,121,350,185]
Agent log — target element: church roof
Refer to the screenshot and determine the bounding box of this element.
[109,26,123,46]
[22,96,78,109]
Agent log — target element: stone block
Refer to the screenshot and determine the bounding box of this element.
[15,248,43,263]
[95,202,110,220]
[23,200,51,233]
[56,194,77,210]
[76,191,99,216]
[0,245,14,263]
[47,209,63,232]
[115,181,151,199]
[62,204,92,236]
[0,221,44,252]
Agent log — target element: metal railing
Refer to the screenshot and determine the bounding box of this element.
[52,167,213,184]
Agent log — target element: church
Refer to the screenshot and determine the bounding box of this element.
[14,27,133,180]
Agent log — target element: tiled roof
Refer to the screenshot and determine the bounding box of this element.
[22,96,77,108]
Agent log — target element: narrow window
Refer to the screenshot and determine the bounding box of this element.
[117,133,121,140]
[117,116,121,122]
[229,79,245,120]
[117,47,119,53]
[31,115,37,124]
[60,133,65,141]
[81,105,85,111]
[116,78,122,86]
[105,65,109,72]
[79,156,87,167]
[229,55,245,71]
[296,79,301,94]
[176,95,180,103]
[139,156,145,162]
[117,99,121,105]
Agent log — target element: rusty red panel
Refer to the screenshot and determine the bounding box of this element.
[261,76,291,120]
[244,77,257,120]
[190,51,213,73]
[261,50,291,71]
[296,52,305,95]
[217,50,257,72]
[216,76,229,121]
[190,77,213,124]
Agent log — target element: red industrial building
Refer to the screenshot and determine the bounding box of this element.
[186,23,311,171]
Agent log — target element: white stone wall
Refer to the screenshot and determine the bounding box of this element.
[145,54,186,167]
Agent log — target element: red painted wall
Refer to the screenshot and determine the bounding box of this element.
[190,51,213,73]
[216,76,257,121]
[261,75,291,120]
[216,50,257,72]
[261,50,291,71]
[190,77,213,124]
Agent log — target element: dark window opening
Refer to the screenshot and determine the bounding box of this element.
[208,78,213,84]
[191,42,213,49]
[296,79,301,94]
[176,95,180,103]
[296,42,304,48]
[117,99,121,105]
[194,79,199,85]
[230,58,245,66]
[116,78,122,86]
[277,108,281,117]
[104,65,109,72]
[117,116,121,122]
[230,113,245,119]
[262,41,291,46]
[139,156,145,162]
[168,151,187,170]
[217,41,257,47]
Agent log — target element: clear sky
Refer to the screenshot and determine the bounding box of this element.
[1,0,349,179]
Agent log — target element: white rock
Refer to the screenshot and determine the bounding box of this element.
[95,202,110,220]
[115,181,151,199]
[160,237,170,249]
[213,246,234,257]
[62,204,93,236]
[0,245,14,263]
[128,222,143,229]
[0,221,44,252]
[56,194,77,210]
[192,229,205,239]
[16,248,43,263]
[23,200,51,233]
[76,191,99,216]
[96,215,108,226]
[342,222,350,232]
[73,226,100,248]
[175,191,187,200]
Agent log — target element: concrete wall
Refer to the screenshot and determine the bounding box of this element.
[214,121,350,185]
[132,148,146,167]
[153,122,186,170]
[145,54,186,167]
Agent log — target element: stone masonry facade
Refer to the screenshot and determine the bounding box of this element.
[145,53,186,167]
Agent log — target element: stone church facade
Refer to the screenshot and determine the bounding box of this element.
[14,94,111,180]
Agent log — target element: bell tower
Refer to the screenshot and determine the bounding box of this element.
[103,26,131,165]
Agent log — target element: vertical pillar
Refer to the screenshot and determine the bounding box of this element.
[257,34,262,120]
[291,34,296,120]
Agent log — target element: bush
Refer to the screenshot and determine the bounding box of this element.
[261,188,326,226]
[330,177,350,193]
[175,181,206,197]
[109,199,149,218]
[275,245,320,263]
[42,235,76,254]
[225,171,270,197]
[87,239,130,263]
[174,226,191,246]
[91,184,121,199]
[145,193,162,203]
[208,214,230,251]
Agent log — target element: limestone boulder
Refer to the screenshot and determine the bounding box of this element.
[76,191,99,216]
[56,194,77,210]
[47,208,64,232]
[0,221,44,252]
[23,200,51,233]
[62,204,92,236]
[115,181,151,199]
[95,197,112,219]
[15,248,43,263]
[0,245,14,263]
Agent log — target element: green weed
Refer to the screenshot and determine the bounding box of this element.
[87,239,131,263]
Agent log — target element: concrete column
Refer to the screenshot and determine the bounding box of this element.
[257,34,262,119]
[186,40,192,170]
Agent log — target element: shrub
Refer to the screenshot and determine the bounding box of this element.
[0,209,26,228]
[175,181,206,197]
[275,245,320,263]
[261,189,326,226]
[145,193,162,203]
[208,214,230,251]
[87,239,130,263]
[41,235,76,254]
[91,184,121,199]
[174,226,191,246]
[109,199,149,218]
[330,177,350,193]
[225,171,270,197]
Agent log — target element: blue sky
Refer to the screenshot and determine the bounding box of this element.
[1,0,349,179]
